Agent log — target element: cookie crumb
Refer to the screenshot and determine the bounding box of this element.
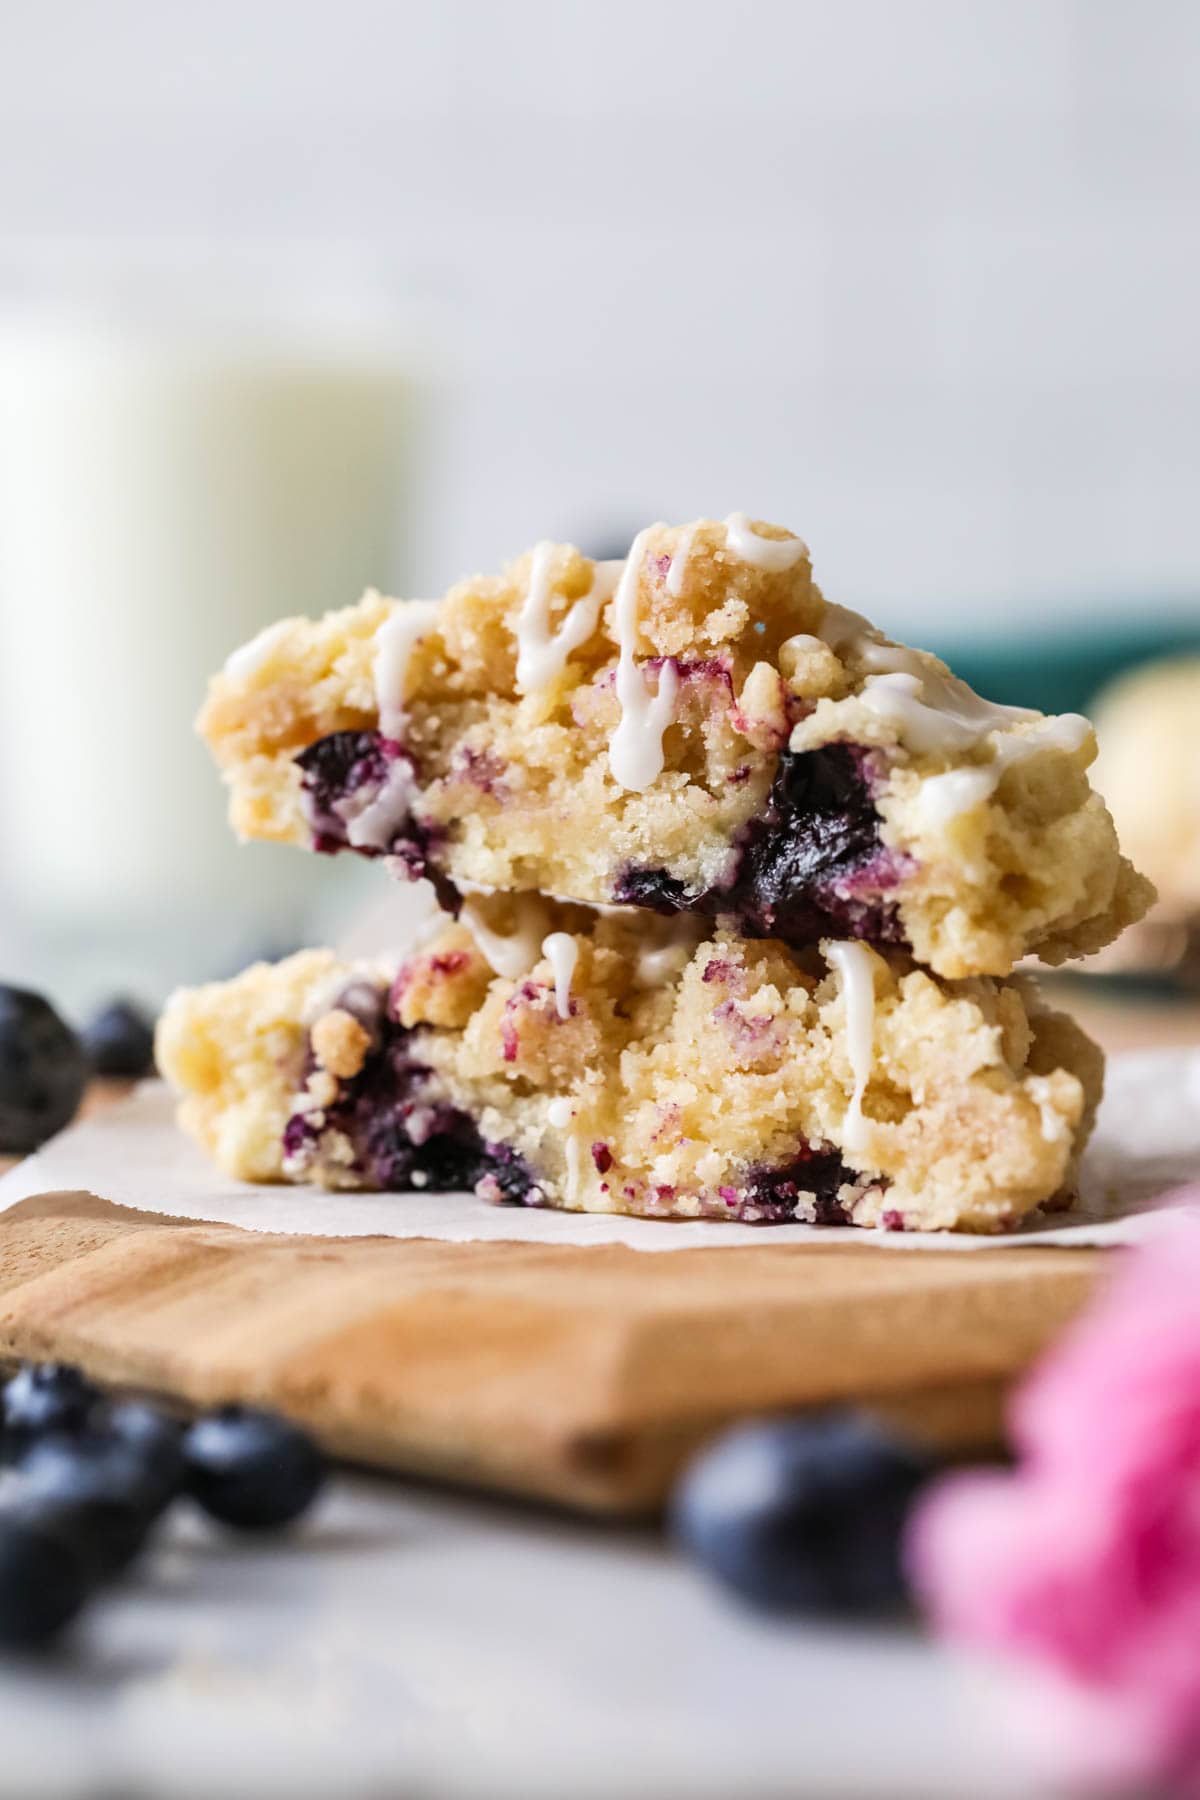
[311,1008,372,1080]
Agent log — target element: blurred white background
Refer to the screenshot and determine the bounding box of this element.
[1,0,1197,631]
[0,0,1197,1005]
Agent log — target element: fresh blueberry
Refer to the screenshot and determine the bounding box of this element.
[81,1001,156,1078]
[0,1511,92,1648]
[101,1401,186,1499]
[184,1406,325,1531]
[0,987,89,1154]
[2,1363,98,1460]
[14,1427,178,1576]
[671,1412,934,1617]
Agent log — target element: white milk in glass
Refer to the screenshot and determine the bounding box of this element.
[0,303,418,1005]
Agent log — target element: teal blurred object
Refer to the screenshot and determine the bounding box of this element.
[929,616,1200,716]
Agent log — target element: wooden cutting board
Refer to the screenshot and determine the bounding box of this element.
[15,1000,1188,1516]
[0,1187,1104,1513]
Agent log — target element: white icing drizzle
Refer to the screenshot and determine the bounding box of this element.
[546,1095,583,1201]
[917,713,1093,828]
[515,547,619,695]
[373,599,441,739]
[914,766,998,827]
[634,943,693,991]
[779,632,827,660]
[826,941,876,1154]
[633,915,706,990]
[817,601,875,652]
[665,526,695,597]
[858,643,1036,757]
[341,757,419,851]
[224,620,291,680]
[460,895,551,981]
[541,931,578,1020]
[814,605,1092,826]
[609,525,679,792]
[723,512,808,572]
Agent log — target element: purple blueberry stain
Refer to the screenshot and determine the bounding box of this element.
[614,742,910,950]
[701,958,736,985]
[296,731,408,854]
[390,951,471,1017]
[295,731,460,912]
[713,1000,782,1057]
[673,656,733,685]
[281,1002,535,1203]
[647,656,795,748]
[615,866,693,916]
[741,1147,852,1224]
[281,1114,318,1161]
[703,1143,863,1224]
[498,977,571,1065]
[650,1103,682,1144]
[451,745,507,798]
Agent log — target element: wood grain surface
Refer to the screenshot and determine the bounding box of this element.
[0,1188,1104,1512]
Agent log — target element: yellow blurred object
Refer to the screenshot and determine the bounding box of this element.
[1093,658,1200,914]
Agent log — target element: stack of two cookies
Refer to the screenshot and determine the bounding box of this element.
[158,517,1152,1233]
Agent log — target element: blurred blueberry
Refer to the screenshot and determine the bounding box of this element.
[2,1363,98,1460]
[0,987,88,1153]
[81,1001,156,1078]
[101,1401,186,1499]
[0,1511,92,1649]
[671,1412,934,1617]
[184,1406,325,1531]
[15,1427,178,1576]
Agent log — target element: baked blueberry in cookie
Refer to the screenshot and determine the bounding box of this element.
[616,743,910,946]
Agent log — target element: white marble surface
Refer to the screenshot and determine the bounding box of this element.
[0,1471,1050,1800]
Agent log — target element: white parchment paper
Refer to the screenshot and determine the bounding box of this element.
[1,1048,1198,1251]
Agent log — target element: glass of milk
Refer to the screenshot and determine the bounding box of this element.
[0,249,426,1008]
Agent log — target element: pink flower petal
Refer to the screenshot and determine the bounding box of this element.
[908,1218,1200,1793]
